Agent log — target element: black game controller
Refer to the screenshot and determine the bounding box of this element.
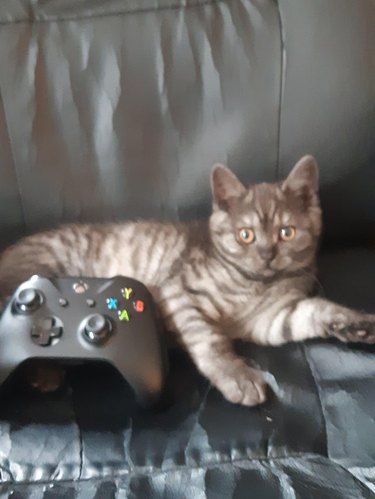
[0,276,168,406]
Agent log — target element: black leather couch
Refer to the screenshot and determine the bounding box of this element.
[0,1,375,497]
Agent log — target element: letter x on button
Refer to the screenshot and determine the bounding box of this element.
[106,297,118,310]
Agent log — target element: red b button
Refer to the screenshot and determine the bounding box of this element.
[134,300,144,313]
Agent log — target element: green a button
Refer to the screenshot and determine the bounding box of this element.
[118,309,130,322]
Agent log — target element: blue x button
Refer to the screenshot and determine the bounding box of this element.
[106,297,118,310]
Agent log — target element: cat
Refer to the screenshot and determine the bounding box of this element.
[0,154,374,405]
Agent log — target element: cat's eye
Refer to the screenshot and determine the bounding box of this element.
[238,228,255,244]
[279,225,296,241]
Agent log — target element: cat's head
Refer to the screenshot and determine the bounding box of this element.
[209,155,321,280]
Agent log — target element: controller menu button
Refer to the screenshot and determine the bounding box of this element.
[59,297,68,307]
[83,314,112,345]
[86,298,96,308]
[31,316,63,347]
[15,288,42,313]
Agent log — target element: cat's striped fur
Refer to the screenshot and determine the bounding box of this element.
[1,155,375,406]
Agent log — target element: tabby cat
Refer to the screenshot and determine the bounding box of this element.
[0,155,374,405]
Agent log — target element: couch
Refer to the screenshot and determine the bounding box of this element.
[0,0,375,497]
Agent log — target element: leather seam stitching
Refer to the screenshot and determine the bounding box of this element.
[1,454,374,488]
[273,0,286,181]
[0,90,27,237]
[0,0,224,25]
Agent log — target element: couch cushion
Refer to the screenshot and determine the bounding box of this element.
[1,247,375,496]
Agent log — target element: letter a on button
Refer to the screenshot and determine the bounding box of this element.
[118,310,130,322]
[121,288,133,300]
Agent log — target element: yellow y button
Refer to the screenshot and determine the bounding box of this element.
[121,288,133,300]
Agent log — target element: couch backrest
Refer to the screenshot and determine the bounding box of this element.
[0,0,374,248]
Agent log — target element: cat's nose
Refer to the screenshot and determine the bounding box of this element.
[257,246,276,262]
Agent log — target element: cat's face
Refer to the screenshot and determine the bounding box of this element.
[209,156,322,280]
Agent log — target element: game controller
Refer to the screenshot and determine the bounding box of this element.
[0,275,168,406]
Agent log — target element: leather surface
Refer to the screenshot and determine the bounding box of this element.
[0,0,375,497]
[278,0,375,245]
[0,0,281,240]
[0,1,374,245]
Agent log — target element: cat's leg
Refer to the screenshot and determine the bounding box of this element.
[170,318,267,406]
[251,297,375,346]
[159,282,267,406]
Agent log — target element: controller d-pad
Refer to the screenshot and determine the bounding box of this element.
[31,316,63,347]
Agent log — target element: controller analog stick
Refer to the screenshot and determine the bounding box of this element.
[14,288,42,313]
[83,314,112,344]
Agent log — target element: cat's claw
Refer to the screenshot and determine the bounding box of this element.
[328,319,375,344]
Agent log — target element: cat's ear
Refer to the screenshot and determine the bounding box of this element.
[282,155,319,209]
[211,164,246,209]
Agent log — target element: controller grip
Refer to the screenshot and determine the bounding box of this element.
[0,352,28,385]
[115,361,166,407]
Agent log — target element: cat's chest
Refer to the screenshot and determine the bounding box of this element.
[196,281,273,325]
[217,281,304,332]
[224,290,273,322]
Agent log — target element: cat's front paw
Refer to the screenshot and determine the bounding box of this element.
[218,368,267,407]
[328,318,375,344]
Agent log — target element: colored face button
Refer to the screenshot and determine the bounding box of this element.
[134,300,144,313]
[106,297,118,310]
[121,287,133,300]
[118,309,130,322]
